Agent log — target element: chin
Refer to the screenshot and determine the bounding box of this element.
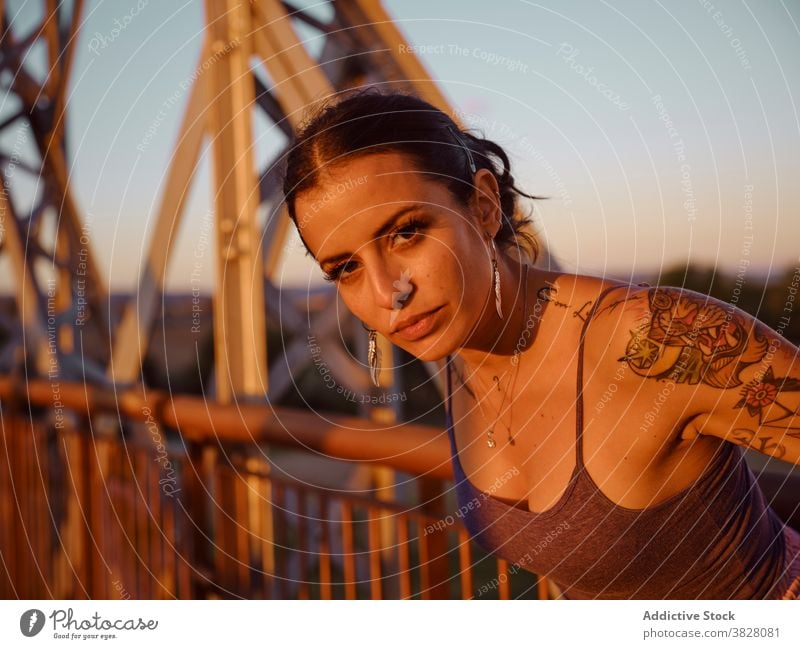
[396,337,456,363]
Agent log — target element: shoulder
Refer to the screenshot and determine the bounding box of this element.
[546,273,649,333]
[533,274,765,389]
[529,272,646,356]
[579,281,783,421]
[586,283,768,385]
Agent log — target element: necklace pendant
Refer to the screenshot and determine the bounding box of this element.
[487,437,496,448]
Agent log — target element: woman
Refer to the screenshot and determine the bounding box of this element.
[281,88,800,599]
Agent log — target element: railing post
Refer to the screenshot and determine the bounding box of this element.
[417,476,452,599]
[182,441,215,597]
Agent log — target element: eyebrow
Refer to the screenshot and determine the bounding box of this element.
[317,204,427,268]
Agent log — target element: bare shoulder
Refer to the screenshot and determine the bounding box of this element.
[589,283,765,383]
[570,281,751,500]
[576,282,725,372]
[539,272,647,328]
[581,281,780,423]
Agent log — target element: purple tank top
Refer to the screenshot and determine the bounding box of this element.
[444,284,797,599]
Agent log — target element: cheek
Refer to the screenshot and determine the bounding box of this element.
[446,227,487,271]
[337,286,372,322]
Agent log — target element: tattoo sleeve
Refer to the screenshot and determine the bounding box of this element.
[617,287,800,463]
[619,287,768,388]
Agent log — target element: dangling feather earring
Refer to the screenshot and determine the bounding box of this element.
[490,238,503,319]
[367,328,381,387]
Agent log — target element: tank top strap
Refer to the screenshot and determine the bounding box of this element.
[446,281,629,465]
[575,284,629,468]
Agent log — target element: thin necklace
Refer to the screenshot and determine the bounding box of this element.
[472,264,529,448]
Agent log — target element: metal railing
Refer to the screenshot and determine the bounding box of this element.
[0,377,549,599]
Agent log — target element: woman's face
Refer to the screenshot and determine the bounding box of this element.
[294,151,500,362]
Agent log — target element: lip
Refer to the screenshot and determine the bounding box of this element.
[391,306,444,341]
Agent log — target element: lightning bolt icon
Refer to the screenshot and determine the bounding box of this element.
[28,611,38,632]
[390,268,413,326]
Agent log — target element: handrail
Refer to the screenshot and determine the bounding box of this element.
[0,377,454,479]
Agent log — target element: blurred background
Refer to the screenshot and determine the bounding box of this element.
[4,1,800,290]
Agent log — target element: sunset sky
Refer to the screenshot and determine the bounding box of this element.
[1,0,798,292]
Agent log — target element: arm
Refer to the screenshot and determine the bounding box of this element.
[611,285,800,465]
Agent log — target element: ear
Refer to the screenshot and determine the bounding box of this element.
[470,168,502,238]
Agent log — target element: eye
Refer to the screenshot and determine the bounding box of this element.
[389,217,427,247]
[321,217,428,283]
[322,260,358,283]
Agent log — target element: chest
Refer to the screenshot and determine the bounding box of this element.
[449,360,718,513]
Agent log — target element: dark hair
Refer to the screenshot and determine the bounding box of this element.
[281,88,546,262]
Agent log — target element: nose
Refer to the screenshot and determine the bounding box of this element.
[367,262,414,314]
[367,262,398,311]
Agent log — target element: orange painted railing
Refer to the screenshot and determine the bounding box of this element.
[0,378,549,599]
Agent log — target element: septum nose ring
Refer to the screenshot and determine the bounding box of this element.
[389,268,414,326]
[392,268,414,309]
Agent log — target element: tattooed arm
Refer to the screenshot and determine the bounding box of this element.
[614,285,800,465]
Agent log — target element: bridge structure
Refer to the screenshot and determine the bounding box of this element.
[0,0,551,599]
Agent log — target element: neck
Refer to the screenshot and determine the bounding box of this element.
[455,255,547,379]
